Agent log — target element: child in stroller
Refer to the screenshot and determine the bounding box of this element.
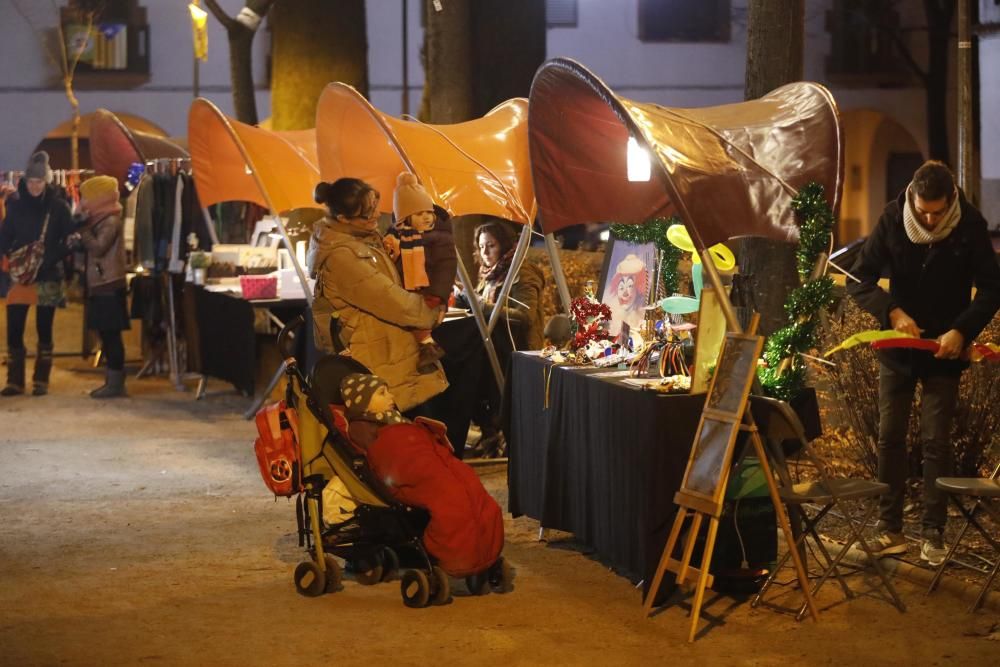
[256,318,512,607]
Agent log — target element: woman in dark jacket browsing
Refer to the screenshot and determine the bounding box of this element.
[70,175,130,398]
[0,151,74,396]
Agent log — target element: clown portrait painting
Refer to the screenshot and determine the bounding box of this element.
[599,240,656,337]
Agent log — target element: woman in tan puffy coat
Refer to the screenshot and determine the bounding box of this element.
[309,178,447,412]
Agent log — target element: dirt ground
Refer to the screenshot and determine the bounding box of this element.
[1,311,998,666]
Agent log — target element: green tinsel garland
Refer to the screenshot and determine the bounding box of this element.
[609,217,683,296]
[759,182,836,400]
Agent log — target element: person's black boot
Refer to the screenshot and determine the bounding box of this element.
[1,348,26,396]
[91,369,127,399]
[32,344,54,396]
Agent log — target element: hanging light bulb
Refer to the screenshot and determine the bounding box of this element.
[627,135,651,182]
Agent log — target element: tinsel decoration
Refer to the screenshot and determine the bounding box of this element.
[570,296,611,351]
[793,182,836,280]
[609,217,683,296]
[784,277,835,320]
[759,182,836,400]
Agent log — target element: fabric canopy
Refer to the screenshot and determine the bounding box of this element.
[528,58,843,248]
[187,98,320,214]
[315,83,536,224]
[90,108,189,184]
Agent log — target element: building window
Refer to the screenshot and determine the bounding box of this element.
[638,0,731,43]
[825,0,909,86]
[61,0,150,88]
[547,0,578,28]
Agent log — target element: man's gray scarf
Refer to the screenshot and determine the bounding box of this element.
[902,183,961,244]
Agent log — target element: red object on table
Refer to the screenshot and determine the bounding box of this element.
[240,275,278,300]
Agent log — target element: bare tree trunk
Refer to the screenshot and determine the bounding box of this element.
[742,0,805,336]
[419,0,474,123]
[203,0,275,125]
[270,0,367,131]
[469,0,546,117]
[923,0,954,162]
[744,0,803,99]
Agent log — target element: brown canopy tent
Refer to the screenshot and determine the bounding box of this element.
[90,108,189,186]
[528,58,844,330]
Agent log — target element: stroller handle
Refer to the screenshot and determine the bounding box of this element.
[278,315,306,364]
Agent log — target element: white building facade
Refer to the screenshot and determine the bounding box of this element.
[0,0,995,237]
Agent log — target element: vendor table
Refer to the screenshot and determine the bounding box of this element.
[507,351,706,585]
[506,351,821,591]
[182,285,313,416]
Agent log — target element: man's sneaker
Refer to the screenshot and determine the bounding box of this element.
[872,530,907,557]
[920,531,947,567]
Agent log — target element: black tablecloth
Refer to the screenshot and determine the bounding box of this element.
[507,351,823,591]
[507,352,706,583]
[182,286,312,395]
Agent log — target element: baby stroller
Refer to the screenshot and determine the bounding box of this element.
[254,317,513,607]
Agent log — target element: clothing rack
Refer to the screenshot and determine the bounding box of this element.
[143,157,192,177]
[133,160,194,392]
[1,168,95,185]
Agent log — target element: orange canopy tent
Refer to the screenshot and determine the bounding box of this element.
[89,108,189,185]
[528,58,844,329]
[315,82,535,225]
[187,98,320,215]
[314,83,543,389]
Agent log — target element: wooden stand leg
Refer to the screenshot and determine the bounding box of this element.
[643,508,688,616]
[750,430,818,621]
[677,513,704,587]
[688,516,720,643]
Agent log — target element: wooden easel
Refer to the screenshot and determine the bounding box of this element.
[642,316,818,641]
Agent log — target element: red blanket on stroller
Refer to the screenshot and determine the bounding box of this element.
[365,419,504,577]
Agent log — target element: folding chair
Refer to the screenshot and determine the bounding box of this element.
[926,462,1000,612]
[748,395,906,619]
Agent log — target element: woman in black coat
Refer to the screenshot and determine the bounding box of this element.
[0,152,74,396]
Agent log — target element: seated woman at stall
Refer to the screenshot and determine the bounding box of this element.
[437,220,545,457]
[454,220,544,350]
[308,178,447,413]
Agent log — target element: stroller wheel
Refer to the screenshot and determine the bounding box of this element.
[323,555,343,593]
[293,561,326,597]
[400,569,431,608]
[488,557,514,594]
[380,547,400,582]
[431,566,451,605]
[465,572,490,596]
[353,553,384,586]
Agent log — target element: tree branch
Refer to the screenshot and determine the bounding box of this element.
[203,0,236,31]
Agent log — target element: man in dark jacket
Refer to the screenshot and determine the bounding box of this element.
[847,160,1000,566]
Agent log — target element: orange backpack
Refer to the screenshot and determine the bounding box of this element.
[253,401,303,497]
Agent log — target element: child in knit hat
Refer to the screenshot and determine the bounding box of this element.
[339,372,408,450]
[384,172,457,373]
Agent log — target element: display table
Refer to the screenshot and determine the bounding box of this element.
[507,351,706,584]
[507,351,823,593]
[182,285,313,410]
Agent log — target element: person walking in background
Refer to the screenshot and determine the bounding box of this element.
[69,175,129,398]
[0,151,74,396]
[383,172,457,373]
[308,177,447,413]
[848,160,1000,566]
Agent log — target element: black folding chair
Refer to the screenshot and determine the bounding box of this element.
[926,462,1000,612]
[748,395,906,619]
